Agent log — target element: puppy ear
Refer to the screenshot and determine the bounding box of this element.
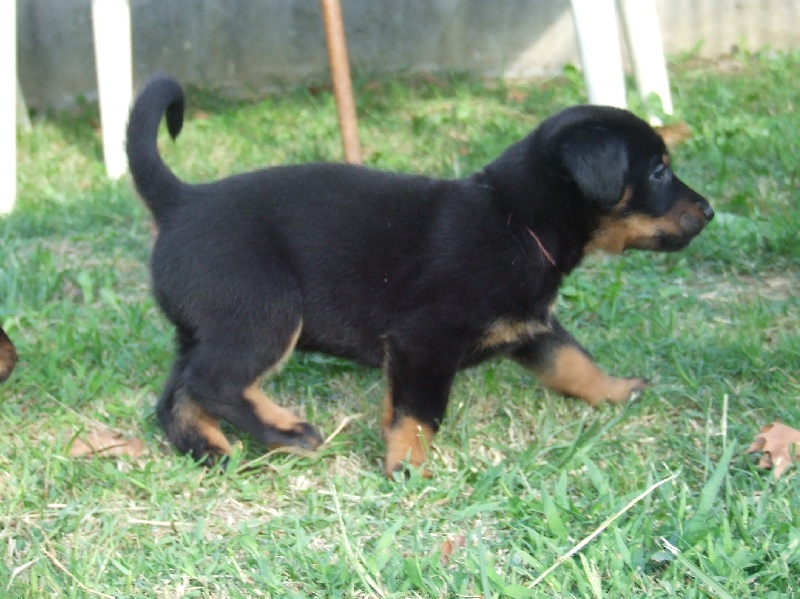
[559,128,628,210]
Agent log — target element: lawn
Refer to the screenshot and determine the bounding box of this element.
[2,49,799,597]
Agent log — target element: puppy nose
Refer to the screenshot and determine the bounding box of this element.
[698,201,714,221]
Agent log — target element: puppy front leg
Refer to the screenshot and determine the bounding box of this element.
[381,336,459,477]
[513,317,648,405]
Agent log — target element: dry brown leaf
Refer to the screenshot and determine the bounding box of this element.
[655,121,692,147]
[69,430,146,459]
[745,421,800,479]
[506,89,529,104]
[439,534,467,566]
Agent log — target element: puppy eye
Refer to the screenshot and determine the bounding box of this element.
[651,164,669,181]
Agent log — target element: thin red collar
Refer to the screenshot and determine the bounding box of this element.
[526,226,556,267]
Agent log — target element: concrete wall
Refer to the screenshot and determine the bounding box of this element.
[17,0,800,110]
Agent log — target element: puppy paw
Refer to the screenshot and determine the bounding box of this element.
[383,416,435,479]
[387,461,433,480]
[174,432,231,468]
[606,376,650,404]
[626,377,650,402]
[263,421,324,451]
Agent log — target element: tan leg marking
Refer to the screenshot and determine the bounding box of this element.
[266,321,303,377]
[243,320,305,432]
[381,387,394,434]
[243,384,307,433]
[174,397,233,454]
[476,318,549,351]
[535,345,647,406]
[243,321,324,450]
[384,416,436,477]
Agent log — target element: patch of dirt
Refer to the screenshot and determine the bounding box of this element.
[699,275,795,302]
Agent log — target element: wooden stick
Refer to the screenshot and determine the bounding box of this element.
[320,0,362,164]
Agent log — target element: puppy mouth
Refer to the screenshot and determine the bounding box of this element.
[679,211,706,237]
[652,212,713,251]
[651,232,695,252]
[624,208,713,252]
[654,200,714,252]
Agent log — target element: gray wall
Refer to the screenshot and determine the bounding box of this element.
[17,0,800,110]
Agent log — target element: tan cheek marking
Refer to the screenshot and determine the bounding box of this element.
[477,318,550,350]
[663,154,671,166]
[614,185,634,212]
[384,416,436,476]
[586,212,685,254]
[174,398,233,454]
[535,345,640,405]
[585,215,654,254]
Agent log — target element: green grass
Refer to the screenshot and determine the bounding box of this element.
[2,49,799,597]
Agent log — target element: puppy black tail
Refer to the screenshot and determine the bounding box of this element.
[126,76,186,224]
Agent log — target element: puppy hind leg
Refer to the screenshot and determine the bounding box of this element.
[157,351,233,464]
[184,319,323,453]
[168,391,233,463]
[241,382,323,450]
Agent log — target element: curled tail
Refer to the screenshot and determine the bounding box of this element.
[126,76,186,224]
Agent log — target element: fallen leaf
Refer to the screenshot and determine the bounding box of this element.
[506,89,529,104]
[655,121,692,147]
[746,422,800,479]
[69,430,146,459]
[363,80,382,93]
[307,83,332,97]
[439,534,467,566]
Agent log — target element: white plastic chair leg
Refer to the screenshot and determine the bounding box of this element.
[618,0,674,121]
[1,0,17,213]
[569,0,627,108]
[91,0,133,180]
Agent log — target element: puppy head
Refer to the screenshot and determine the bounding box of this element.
[548,106,713,254]
[0,327,17,383]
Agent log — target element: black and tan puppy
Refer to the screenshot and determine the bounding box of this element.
[0,327,17,383]
[126,77,713,475]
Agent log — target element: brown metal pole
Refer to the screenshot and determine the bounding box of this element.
[320,0,362,164]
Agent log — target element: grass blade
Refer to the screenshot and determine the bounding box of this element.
[658,537,736,599]
[531,472,679,587]
[681,442,737,546]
